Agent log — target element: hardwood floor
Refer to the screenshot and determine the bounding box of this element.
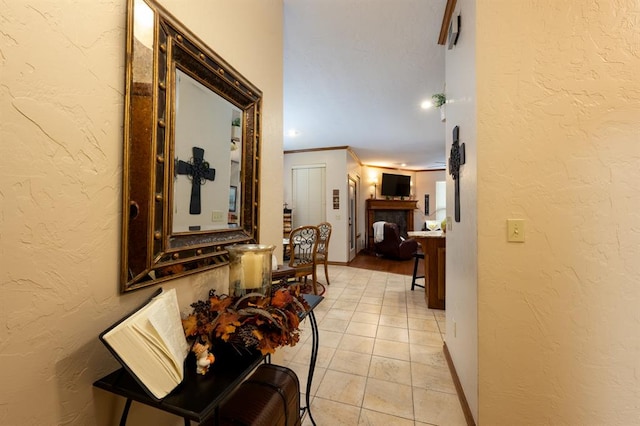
[347,251,417,276]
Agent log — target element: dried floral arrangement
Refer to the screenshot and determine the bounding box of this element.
[182,286,310,370]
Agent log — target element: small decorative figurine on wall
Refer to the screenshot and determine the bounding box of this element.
[449,126,466,222]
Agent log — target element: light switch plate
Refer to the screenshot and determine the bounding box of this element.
[212,210,224,222]
[507,219,525,242]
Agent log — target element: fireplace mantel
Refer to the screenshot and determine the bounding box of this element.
[366,199,418,251]
[366,199,418,211]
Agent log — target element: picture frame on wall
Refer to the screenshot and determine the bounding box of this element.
[229,186,237,212]
[424,194,430,216]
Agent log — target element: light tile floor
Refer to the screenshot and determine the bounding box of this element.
[280,265,467,426]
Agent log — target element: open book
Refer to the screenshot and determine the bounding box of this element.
[100,288,190,400]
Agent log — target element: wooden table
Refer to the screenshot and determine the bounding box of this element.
[408,231,446,309]
[272,264,295,283]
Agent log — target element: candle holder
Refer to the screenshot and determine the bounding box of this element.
[227,244,275,297]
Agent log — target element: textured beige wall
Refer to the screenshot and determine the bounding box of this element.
[476,1,640,423]
[0,1,282,425]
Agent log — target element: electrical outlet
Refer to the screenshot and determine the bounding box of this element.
[507,219,525,242]
[211,210,224,222]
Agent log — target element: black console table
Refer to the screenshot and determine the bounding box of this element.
[94,294,323,425]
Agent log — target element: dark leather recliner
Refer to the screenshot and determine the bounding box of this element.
[374,222,418,260]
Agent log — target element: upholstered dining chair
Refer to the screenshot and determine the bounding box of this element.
[287,225,320,295]
[315,222,332,286]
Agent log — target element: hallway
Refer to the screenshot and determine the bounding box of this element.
[280,265,465,425]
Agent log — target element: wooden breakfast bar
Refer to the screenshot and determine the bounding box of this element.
[408,231,446,309]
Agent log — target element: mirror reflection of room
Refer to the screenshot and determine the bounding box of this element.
[172,69,242,233]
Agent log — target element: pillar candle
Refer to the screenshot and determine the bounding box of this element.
[242,251,263,290]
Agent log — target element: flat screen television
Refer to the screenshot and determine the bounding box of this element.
[380,173,411,197]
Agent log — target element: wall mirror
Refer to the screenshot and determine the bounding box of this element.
[122,0,262,292]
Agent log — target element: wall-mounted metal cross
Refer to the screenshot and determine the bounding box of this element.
[449,126,466,222]
[176,146,215,215]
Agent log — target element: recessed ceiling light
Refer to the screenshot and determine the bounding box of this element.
[287,129,300,137]
[420,100,433,109]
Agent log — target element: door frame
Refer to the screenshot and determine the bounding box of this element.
[348,176,358,261]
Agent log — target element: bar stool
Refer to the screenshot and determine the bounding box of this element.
[411,252,425,290]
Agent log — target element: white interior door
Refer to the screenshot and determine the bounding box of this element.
[292,165,326,228]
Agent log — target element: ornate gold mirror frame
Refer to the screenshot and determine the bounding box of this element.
[122,0,262,292]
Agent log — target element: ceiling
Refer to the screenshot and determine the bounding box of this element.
[283,0,448,171]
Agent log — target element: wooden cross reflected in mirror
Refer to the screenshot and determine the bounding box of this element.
[449,126,465,222]
[176,146,216,214]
